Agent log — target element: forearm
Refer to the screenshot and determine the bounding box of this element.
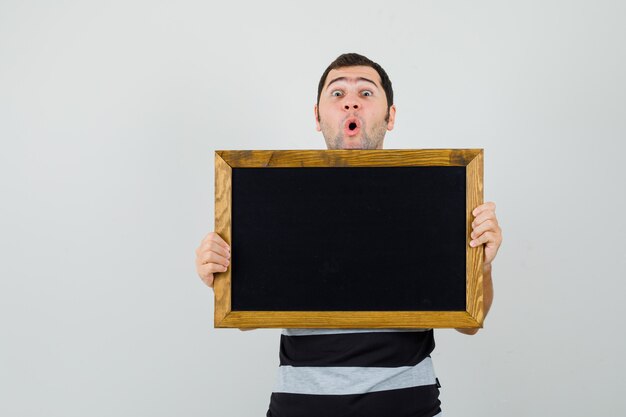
[455,263,494,335]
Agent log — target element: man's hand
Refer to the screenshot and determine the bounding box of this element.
[469,201,502,267]
[195,232,231,288]
[456,201,502,335]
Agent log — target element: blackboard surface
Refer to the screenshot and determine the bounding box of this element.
[231,166,466,312]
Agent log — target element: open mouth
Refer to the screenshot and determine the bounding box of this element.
[344,118,361,136]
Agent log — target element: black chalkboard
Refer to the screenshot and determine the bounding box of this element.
[231,166,466,312]
[213,149,484,329]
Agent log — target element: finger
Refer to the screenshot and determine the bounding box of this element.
[196,241,230,262]
[198,267,214,287]
[471,210,498,229]
[199,251,230,268]
[471,202,495,218]
[470,231,496,248]
[199,241,230,262]
[472,201,496,217]
[198,263,229,287]
[202,232,231,252]
[471,220,496,240]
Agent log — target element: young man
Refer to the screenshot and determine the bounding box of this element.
[195,53,502,417]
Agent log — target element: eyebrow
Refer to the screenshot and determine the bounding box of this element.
[326,76,379,90]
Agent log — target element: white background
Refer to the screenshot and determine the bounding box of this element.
[1,1,625,416]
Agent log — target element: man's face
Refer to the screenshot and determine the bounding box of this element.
[315,65,396,150]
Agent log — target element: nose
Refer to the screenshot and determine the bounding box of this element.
[343,92,360,111]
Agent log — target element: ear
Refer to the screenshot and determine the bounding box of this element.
[314,104,321,131]
[386,105,396,131]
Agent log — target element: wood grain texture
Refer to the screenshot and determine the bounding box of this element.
[213,153,232,325]
[466,150,485,326]
[213,149,485,328]
[216,149,481,167]
[216,311,481,329]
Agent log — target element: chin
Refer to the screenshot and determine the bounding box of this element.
[341,139,365,150]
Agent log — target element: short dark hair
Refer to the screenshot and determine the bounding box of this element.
[317,53,394,112]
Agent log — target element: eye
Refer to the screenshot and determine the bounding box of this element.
[331,90,343,97]
[361,90,373,97]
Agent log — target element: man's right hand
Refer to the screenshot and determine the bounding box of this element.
[195,232,231,288]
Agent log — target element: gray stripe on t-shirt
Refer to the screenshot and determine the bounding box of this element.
[273,357,436,395]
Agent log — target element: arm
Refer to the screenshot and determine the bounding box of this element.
[455,202,502,336]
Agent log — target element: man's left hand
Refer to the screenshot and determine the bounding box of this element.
[469,201,502,267]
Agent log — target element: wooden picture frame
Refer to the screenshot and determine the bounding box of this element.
[214,149,484,329]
